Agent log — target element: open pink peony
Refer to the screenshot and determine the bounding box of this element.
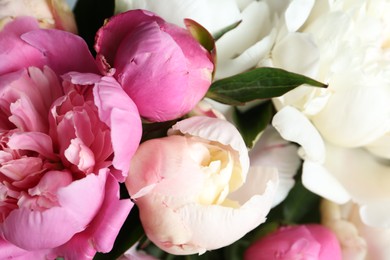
[95,9,214,122]
[0,17,142,259]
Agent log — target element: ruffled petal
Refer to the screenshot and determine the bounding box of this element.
[93,76,142,181]
[0,170,107,250]
[53,173,133,259]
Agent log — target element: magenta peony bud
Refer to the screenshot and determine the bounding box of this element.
[244,224,342,260]
[95,10,214,122]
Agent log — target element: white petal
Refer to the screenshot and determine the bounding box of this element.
[117,0,241,33]
[285,0,315,32]
[365,133,390,159]
[215,29,276,79]
[176,167,278,253]
[272,106,325,163]
[360,202,390,229]
[302,160,350,204]
[272,32,320,78]
[215,1,275,78]
[313,71,390,148]
[323,144,390,228]
[249,126,300,206]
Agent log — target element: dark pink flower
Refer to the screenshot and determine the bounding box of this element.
[95,10,214,122]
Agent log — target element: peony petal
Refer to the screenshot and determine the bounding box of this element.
[8,132,56,160]
[249,126,301,206]
[21,29,98,75]
[312,72,390,147]
[272,106,325,163]
[215,2,275,79]
[146,167,278,255]
[95,9,164,74]
[215,29,277,79]
[323,144,390,228]
[93,76,142,181]
[272,32,320,78]
[0,17,45,75]
[116,0,241,34]
[169,116,249,188]
[0,170,107,250]
[127,135,206,200]
[302,160,350,204]
[285,0,315,32]
[53,173,133,259]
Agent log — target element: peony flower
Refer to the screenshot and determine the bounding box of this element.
[321,200,390,260]
[0,18,142,259]
[114,0,293,79]
[0,0,77,32]
[95,9,214,122]
[270,0,390,228]
[244,224,342,260]
[125,116,278,255]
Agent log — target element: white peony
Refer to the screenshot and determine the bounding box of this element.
[271,0,390,228]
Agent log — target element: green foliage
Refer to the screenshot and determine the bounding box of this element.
[207,67,327,105]
[233,101,275,148]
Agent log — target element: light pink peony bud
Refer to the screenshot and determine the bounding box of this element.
[244,224,342,260]
[0,0,77,33]
[95,10,214,122]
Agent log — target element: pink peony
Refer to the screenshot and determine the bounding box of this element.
[95,9,214,122]
[244,224,342,260]
[0,18,142,259]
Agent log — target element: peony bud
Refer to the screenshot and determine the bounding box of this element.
[244,224,342,260]
[95,10,214,122]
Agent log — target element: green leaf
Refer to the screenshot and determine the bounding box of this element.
[74,0,115,55]
[233,101,275,148]
[207,67,327,105]
[282,180,321,223]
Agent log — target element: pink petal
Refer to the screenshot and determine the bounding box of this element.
[0,17,45,75]
[95,9,164,74]
[8,132,56,160]
[93,76,142,181]
[54,173,133,259]
[0,237,49,259]
[21,29,98,75]
[1,169,107,250]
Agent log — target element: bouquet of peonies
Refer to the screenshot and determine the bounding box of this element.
[0,0,389,259]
